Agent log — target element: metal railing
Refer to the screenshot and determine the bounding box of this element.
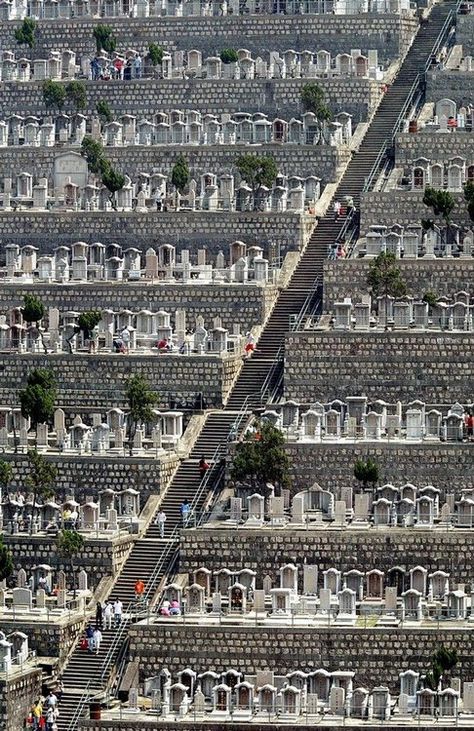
[67,680,94,731]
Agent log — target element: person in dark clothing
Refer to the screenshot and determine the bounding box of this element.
[95,601,103,630]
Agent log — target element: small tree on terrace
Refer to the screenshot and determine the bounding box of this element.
[65,310,102,352]
[42,80,66,110]
[14,18,36,48]
[0,536,13,584]
[231,421,291,496]
[353,457,379,493]
[367,251,407,323]
[220,48,238,64]
[66,80,87,111]
[423,186,456,249]
[171,154,190,194]
[57,529,84,598]
[96,100,113,123]
[26,449,57,534]
[125,375,158,455]
[301,82,332,144]
[93,24,116,54]
[19,368,57,430]
[22,294,48,354]
[464,180,474,223]
[148,43,164,66]
[235,154,278,210]
[424,646,458,691]
[81,136,106,174]
[100,162,125,210]
[0,460,13,500]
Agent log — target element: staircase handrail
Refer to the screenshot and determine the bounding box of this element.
[98,601,135,686]
[424,2,460,74]
[67,679,93,731]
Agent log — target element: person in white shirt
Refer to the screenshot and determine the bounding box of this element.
[114,598,123,627]
[155,509,166,538]
[93,627,103,654]
[104,601,114,630]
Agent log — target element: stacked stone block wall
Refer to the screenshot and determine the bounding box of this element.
[0,351,241,408]
[456,13,474,55]
[0,282,278,333]
[360,190,470,232]
[0,14,417,62]
[0,669,42,731]
[0,616,83,666]
[284,330,474,402]
[0,144,350,187]
[426,69,474,106]
[0,211,310,253]
[179,528,474,588]
[1,451,179,503]
[395,131,474,164]
[4,532,135,590]
[323,258,474,310]
[0,77,379,120]
[128,622,474,690]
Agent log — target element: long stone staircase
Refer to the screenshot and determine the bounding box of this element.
[56,3,458,727]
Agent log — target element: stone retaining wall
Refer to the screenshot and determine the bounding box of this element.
[0,77,380,121]
[395,131,474,164]
[4,532,135,590]
[1,451,179,504]
[360,190,470,232]
[0,282,278,333]
[0,668,42,731]
[0,14,417,62]
[179,528,474,587]
[0,615,83,666]
[457,13,474,55]
[0,351,241,407]
[0,144,350,187]
[323,258,474,310]
[426,69,474,107]
[0,211,310,253]
[284,330,474,403]
[80,723,452,731]
[128,622,473,690]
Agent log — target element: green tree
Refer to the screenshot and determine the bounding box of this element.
[93,24,116,53]
[367,251,407,321]
[65,310,102,352]
[353,457,379,492]
[66,80,87,111]
[81,136,106,174]
[0,536,13,583]
[42,80,66,110]
[25,449,57,534]
[220,48,238,64]
[0,460,13,500]
[423,186,456,249]
[22,294,48,354]
[96,100,113,123]
[171,154,190,194]
[125,375,158,455]
[231,421,291,494]
[235,154,278,209]
[19,368,57,429]
[148,43,164,66]
[57,529,84,598]
[464,180,474,223]
[301,82,332,143]
[422,290,438,308]
[425,646,458,690]
[14,18,36,48]
[101,162,125,210]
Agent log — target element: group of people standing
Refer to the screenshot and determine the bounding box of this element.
[28,689,61,731]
